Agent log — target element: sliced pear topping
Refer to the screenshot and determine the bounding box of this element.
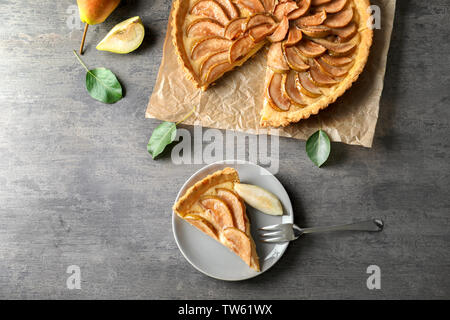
[267,42,290,73]
[246,13,276,29]
[283,45,310,71]
[312,38,356,56]
[300,25,331,38]
[234,183,283,215]
[273,1,299,22]
[190,0,230,26]
[224,17,248,39]
[191,37,232,60]
[287,0,311,20]
[309,60,339,86]
[296,9,327,27]
[296,39,326,57]
[235,0,265,14]
[283,71,307,107]
[185,214,219,241]
[187,18,225,38]
[321,53,353,66]
[200,51,229,80]
[297,71,322,97]
[316,0,347,13]
[267,72,291,111]
[222,227,252,266]
[215,0,239,19]
[217,188,246,233]
[284,25,303,46]
[261,0,277,13]
[205,61,233,83]
[332,21,357,41]
[311,0,332,5]
[324,6,353,28]
[249,24,276,42]
[316,57,351,77]
[200,196,235,230]
[229,35,254,63]
[267,16,289,42]
[96,16,145,54]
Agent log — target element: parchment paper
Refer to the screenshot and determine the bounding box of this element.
[146,0,396,148]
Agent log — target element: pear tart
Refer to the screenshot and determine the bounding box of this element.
[173,168,260,271]
[172,0,372,127]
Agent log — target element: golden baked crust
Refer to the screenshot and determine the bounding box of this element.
[173,167,260,271]
[172,0,373,126]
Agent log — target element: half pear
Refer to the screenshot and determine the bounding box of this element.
[97,16,145,54]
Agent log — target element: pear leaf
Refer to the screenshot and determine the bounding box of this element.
[147,122,177,159]
[306,130,331,167]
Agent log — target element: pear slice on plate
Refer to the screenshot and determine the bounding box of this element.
[234,183,283,216]
[96,16,145,54]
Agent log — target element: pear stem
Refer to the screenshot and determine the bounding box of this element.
[79,23,89,55]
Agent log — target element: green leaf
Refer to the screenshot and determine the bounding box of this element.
[306,129,331,167]
[73,50,122,104]
[147,122,177,159]
[86,68,123,104]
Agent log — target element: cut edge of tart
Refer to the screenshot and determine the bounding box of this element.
[173,167,260,272]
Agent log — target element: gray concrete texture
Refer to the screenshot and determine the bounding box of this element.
[0,0,449,299]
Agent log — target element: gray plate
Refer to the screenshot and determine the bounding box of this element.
[172,160,294,281]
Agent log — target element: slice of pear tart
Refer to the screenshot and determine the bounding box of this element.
[172,0,373,127]
[173,167,260,271]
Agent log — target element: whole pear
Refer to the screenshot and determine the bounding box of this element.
[77,0,121,25]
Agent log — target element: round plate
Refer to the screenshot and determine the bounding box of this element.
[172,160,293,281]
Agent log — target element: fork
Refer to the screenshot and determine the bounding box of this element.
[259,218,384,243]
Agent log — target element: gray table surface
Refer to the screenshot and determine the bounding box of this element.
[0,0,449,299]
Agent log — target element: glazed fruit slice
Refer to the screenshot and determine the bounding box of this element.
[296,39,326,57]
[311,0,332,5]
[235,0,265,14]
[204,61,233,82]
[249,23,276,42]
[216,0,239,19]
[284,25,303,46]
[296,9,327,26]
[297,71,322,97]
[246,13,276,29]
[313,38,356,56]
[229,35,254,63]
[222,227,252,266]
[187,18,225,38]
[331,21,357,41]
[224,17,248,40]
[267,16,289,42]
[191,37,232,60]
[324,6,353,28]
[316,0,347,13]
[190,0,230,26]
[200,196,235,230]
[299,25,331,38]
[200,51,229,80]
[267,42,290,73]
[283,45,310,71]
[261,0,277,13]
[316,57,351,77]
[287,0,311,20]
[321,53,353,66]
[185,214,219,241]
[309,60,339,86]
[217,188,246,232]
[267,72,291,111]
[283,70,307,107]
